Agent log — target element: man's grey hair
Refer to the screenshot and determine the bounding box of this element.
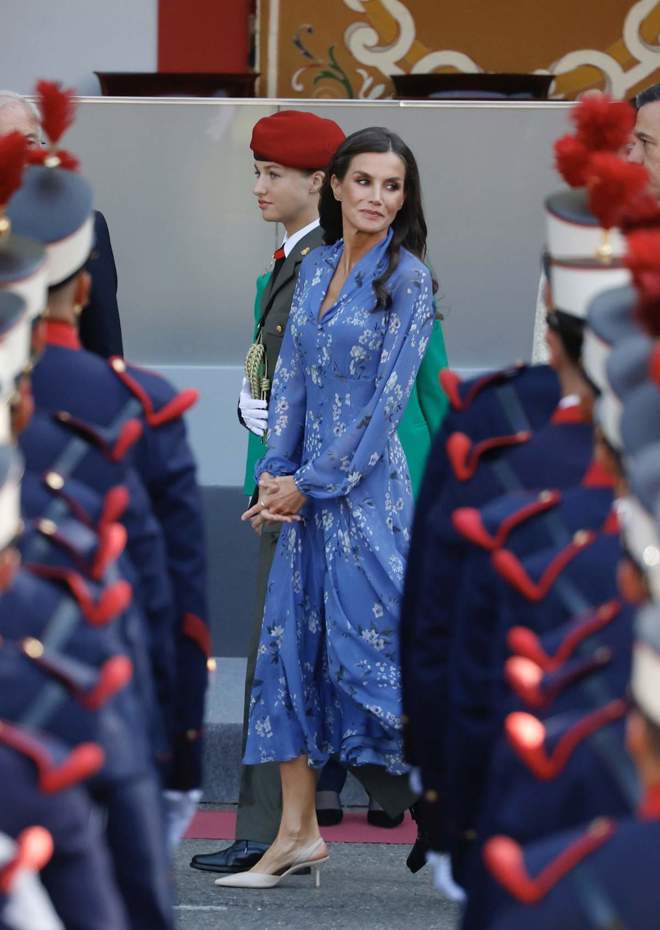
[0,90,40,125]
[635,82,660,111]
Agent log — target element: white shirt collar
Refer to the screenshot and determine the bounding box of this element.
[281,218,320,258]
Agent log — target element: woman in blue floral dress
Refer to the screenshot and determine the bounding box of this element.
[216,128,435,889]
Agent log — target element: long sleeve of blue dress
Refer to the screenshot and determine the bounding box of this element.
[256,253,434,499]
[294,269,434,499]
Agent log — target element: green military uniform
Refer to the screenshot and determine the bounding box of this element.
[237,228,448,843]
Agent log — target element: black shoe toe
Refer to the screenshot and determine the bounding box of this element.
[190,840,269,874]
[367,809,404,829]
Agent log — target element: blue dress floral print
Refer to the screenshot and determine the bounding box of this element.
[243,229,435,774]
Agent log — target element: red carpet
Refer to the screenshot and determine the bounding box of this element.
[185,809,416,844]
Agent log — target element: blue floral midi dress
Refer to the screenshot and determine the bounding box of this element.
[243,229,435,774]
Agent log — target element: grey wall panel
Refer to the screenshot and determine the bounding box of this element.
[68,101,278,366]
[202,486,260,657]
[64,99,572,484]
[1,0,157,96]
[157,365,249,487]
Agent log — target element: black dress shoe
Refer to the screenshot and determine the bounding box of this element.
[367,798,404,829]
[316,789,343,826]
[190,840,269,874]
[190,839,312,875]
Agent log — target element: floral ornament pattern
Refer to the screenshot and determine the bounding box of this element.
[243,230,434,773]
[266,0,659,99]
[292,25,357,98]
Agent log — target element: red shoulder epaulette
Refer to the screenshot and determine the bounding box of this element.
[76,655,133,710]
[0,719,103,793]
[452,491,561,551]
[43,474,130,536]
[21,640,133,710]
[505,700,628,780]
[505,649,613,710]
[30,516,127,583]
[27,563,132,625]
[109,357,198,427]
[483,819,616,904]
[446,431,531,482]
[98,486,130,529]
[0,827,54,894]
[439,363,526,412]
[507,601,621,672]
[491,530,596,600]
[55,411,143,462]
[182,612,211,658]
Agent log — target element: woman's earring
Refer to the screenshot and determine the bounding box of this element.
[73,304,83,318]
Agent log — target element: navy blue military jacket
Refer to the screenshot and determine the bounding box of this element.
[404,402,594,788]
[19,410,176,742]
[401,363,560,764]
[0,732,128,930]
[487,805,660,930]
[31,320,208,788]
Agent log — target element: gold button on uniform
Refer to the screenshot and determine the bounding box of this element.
[45,472,64,491]
[276,324,283,334]
[23,637,44,659]
[38,519,57,536]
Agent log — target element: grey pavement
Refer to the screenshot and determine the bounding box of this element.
[175,839,461,930]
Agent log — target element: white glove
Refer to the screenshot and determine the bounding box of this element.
[426,852,467,903]
[162,789,203,852]
[239,376,269,437]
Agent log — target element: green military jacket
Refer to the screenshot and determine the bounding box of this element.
[243,239,449,497]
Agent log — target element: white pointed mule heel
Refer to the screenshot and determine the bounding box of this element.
[214,837,329,889]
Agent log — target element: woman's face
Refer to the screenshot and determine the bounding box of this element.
[331,151,406,237]
[253,161,321,227]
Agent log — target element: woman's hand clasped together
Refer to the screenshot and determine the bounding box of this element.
[242,472,307,534]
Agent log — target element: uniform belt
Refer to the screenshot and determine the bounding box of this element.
[494,383,532,436]
[571,860,629,930]
[19,588,95,728]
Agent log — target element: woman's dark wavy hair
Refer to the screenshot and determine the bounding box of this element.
[319,126,435,308]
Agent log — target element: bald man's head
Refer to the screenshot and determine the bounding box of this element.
[0,93,40,148]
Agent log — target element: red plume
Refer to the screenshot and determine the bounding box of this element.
[620,194,660,233]
[625,230,660,336]
[571,95,635,153]
[0,131,28,207]
[625,230,660,278]
[554,134,591,187]
[586,154,648,229]
[35,80,76,145]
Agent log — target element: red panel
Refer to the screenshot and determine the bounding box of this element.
[158,0,251,73]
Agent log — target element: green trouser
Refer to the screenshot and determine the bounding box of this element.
[234,524,417,845]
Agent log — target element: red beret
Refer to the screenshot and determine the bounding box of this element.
[250,110,345,171]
